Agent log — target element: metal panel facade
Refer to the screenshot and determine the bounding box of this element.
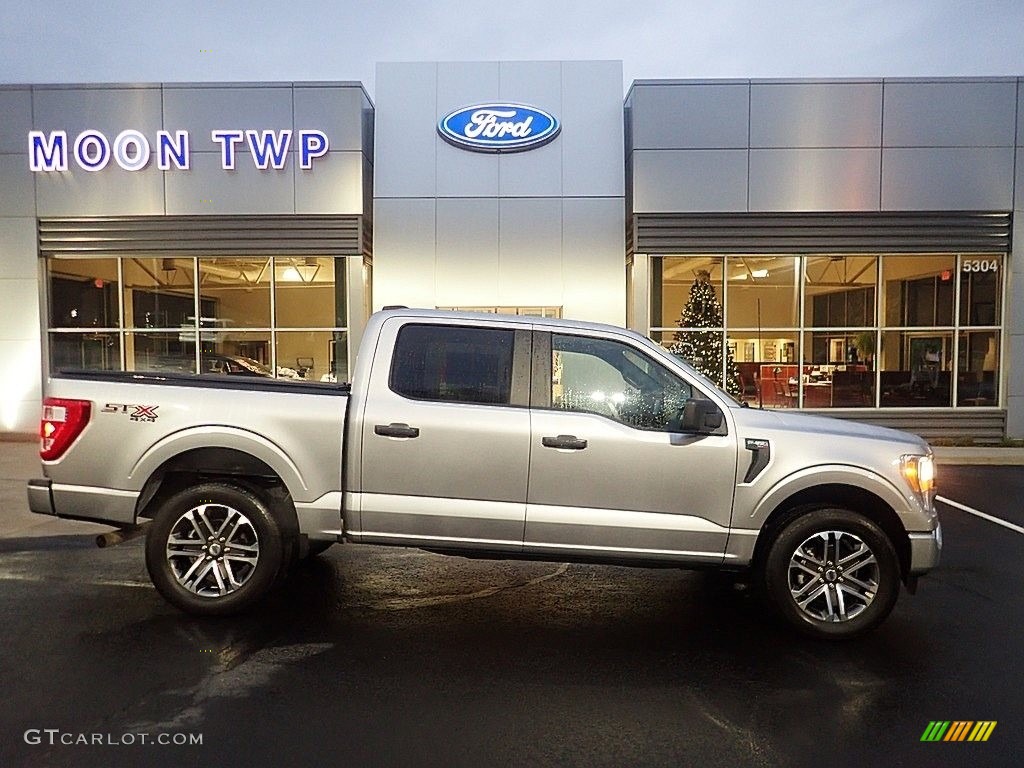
[632,150,747,212]
[882,80,1017,147]
[749,148,881,211]
[373,198,437,311]
[374,63,437,198]
[0,87,38,432]
[750,82,882,148]
[0,88,33,153]
[373,60,625,323]
[630,83,748,150]
[33,86,163,147]
[562,60,625,197]
[881,147,1014,210]
[435,198,500,308]
[0,218,38,279]
[0,155,35,217]
[629,78,1019,216]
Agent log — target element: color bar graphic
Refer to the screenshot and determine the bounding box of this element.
[921,721,996,742]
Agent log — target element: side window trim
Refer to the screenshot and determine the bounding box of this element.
[530,330,552,409]
[511,328,532,407]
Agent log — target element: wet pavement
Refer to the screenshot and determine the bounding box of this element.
[0,450,1021,767]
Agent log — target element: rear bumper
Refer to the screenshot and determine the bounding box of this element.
[908,522,942,575]
[27,479,55,516]
[26,478,137,525]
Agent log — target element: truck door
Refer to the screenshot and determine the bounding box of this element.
[357,318,532,552]
[525,330,737,563]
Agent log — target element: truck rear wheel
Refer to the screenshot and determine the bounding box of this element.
[761,507,900,640]
[145,482,283,615]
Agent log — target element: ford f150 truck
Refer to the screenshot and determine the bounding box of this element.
[27,309,941,639]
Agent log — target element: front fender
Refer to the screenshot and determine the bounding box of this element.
[748,463,922,530]
[724,463,931,566]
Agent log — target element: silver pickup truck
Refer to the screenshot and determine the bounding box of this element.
[28,309,940,639]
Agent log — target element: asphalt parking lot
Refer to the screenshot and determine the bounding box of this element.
[0,442,1021,768]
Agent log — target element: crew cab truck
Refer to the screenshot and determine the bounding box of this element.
[28,309,941,639]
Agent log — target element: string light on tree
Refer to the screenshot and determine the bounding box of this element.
[669,269,742,397]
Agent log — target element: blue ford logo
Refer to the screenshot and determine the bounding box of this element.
[438,103,560,153]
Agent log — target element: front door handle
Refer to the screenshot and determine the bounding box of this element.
[374,423,420,439]
[542,434,587,450]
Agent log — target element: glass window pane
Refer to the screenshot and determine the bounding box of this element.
[275,330,348,382]
[730,332,798,408]
[725,255,798,328]
[552,334,692,431]
[880,331,952,407]
[47,258,119,328]
[799,332,876,408]
[804,256,876,328]
[882,256,955,327]
[389,325,514,405]
[959,255,1002,326]
[200,331,273,377]
[274,257,347,328]
[122,257,196,329]
[198,258,271,328]
[125,331,196,373]
[49,332,120,372]
[651,256,724,329]
[958,331,999,406]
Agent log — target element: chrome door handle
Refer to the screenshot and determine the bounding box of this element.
[542,434,587,450]
[374,423,420,438]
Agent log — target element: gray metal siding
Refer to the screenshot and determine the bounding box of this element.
[882,81,1017,147]
[750,82,882,148]
[749,149,881,211]
[881,147,1015,210]
[629,78,1019,216]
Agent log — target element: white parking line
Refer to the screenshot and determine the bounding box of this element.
[937,495,1024,535]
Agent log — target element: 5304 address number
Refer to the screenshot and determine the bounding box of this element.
[962,259,999,273]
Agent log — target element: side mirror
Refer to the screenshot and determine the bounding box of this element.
[681,398,724,434]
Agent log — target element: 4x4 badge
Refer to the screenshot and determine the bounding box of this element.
[101,403,159,422]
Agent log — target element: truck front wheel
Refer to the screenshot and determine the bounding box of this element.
[145,482,284,615]
[762,507,901,640]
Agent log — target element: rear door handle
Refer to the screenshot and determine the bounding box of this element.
[374,423,420,439]
[542,434,587,450]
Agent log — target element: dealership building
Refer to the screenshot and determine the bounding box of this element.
[1,62,1022,440]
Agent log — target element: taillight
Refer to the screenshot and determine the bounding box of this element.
[40,398,91,461]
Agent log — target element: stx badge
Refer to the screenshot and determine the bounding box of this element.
[102,403,160,422]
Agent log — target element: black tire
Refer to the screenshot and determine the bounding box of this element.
[145,482,284,616]
[761,507,901,640]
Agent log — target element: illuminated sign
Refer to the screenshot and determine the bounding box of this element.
[27,129,330,172]
[437,104,560,152]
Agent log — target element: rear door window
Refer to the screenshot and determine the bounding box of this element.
[390,324,514,405]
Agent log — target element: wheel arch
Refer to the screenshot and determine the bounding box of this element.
[134,445,300,545]
[751,482,911,581]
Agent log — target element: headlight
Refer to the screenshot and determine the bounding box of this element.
[901,454,936,502]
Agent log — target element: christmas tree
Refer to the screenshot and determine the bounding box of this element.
[669,270,742,396]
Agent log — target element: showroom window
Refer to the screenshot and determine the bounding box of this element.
[648,253,1004,409]
[47,255,351,383]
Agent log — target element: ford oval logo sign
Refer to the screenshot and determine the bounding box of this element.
[438,104,560,153]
